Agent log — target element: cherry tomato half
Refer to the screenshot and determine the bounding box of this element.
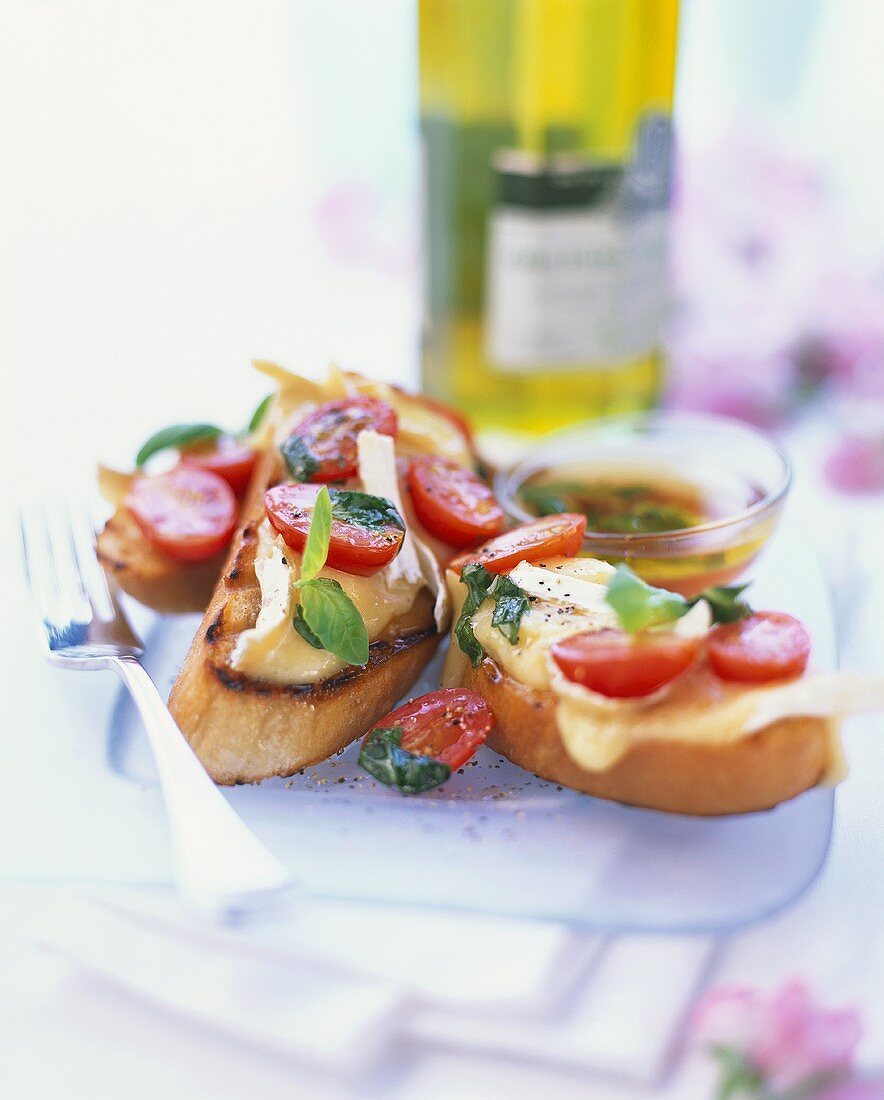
[264,483,405,576]
[280,396,397,483]
[364,688,495,771]
[450,514,587,575]
[126,466,237,563]
[408,455,504,549]
[180,435,257,497]
[551,629,701,698]
[706,611,811,683]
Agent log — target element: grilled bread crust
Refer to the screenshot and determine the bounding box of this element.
[97,508,227,614]
[167,444,440,784]
[459,657,831,816]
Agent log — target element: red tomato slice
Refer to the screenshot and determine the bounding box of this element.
[450,514,587,575]
[264,483,404,576]
[551,629,700,698]
[364,688,494,770]
[180,435,257,497]
[281,396,397,482]
[408,455,504,548]
[706,611,811,683]
[127,466,237,563]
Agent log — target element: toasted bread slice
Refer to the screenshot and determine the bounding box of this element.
[458,657,832,816]
[168,403,443,784]
[97,508,227,614]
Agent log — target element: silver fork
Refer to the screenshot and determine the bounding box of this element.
[20,500,297,923]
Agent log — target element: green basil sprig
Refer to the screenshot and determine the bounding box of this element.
[280,435,321,481]
[135,390,274,468]
[297,484,332,582]
[605,564,752,634]
[604,565,688,633]
[246,393,274,435]
[296,578,369,666]
[358,727,451,794]
[696,583,753,624]
[135,423,223,468]
[291,485,369,666]
[489,574,531,644]
[454,563,529,666]
[330,490,405,531]
[454,564,497,665]
[293,605,324,649]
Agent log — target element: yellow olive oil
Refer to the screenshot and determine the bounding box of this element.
[419,0,680,440]
[517,465,771,596]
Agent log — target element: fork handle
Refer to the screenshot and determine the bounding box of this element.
[111,655,297,922]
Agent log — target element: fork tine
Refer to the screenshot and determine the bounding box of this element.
[22,499,144,660]
[20,503,60,625]
[45,502,93,627]
[68,500,116,622]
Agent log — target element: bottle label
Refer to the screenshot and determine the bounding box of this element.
[483,116,671,373]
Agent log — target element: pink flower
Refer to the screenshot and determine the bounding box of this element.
[824,436,884,495]
[806,271,884,397]
[666,127,884,432]
[664,321,796,428]
[816,1081,884,1099]
[693,980,862,1093]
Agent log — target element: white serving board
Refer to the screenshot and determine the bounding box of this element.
[4,515,836,932]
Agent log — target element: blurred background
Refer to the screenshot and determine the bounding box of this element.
[2,0,884,498]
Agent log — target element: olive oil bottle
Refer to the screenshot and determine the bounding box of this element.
[419,0,680,439]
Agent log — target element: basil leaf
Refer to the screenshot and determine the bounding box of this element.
[519,480,587,517]
[292,605,323,649]
[594,503,694,534]
[358,727,451,794]
[280,434,320,482]
[330,490,404,533]
[611,484,651,500]
[690,583,752,624]
[246,393,273,435]
[453,563,497,666]
[135,423,223,467]
[297,485,331,585]
[605,564,688,633]
[490,575,529,644]
[519,485,570,516]
[297,577,369,666]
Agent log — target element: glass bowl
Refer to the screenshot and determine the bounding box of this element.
[495,412,792,596]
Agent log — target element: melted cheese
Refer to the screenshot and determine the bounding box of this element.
[471,557,619,691]
[232,521,419,685]
[552,663,884,783]
[356,430,450,632]
[232,410,452,684]
[455,555,884,782]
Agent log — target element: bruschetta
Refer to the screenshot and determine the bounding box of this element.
[441,519,884,815]
[97,409,268,613]
[167,361,491,784]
